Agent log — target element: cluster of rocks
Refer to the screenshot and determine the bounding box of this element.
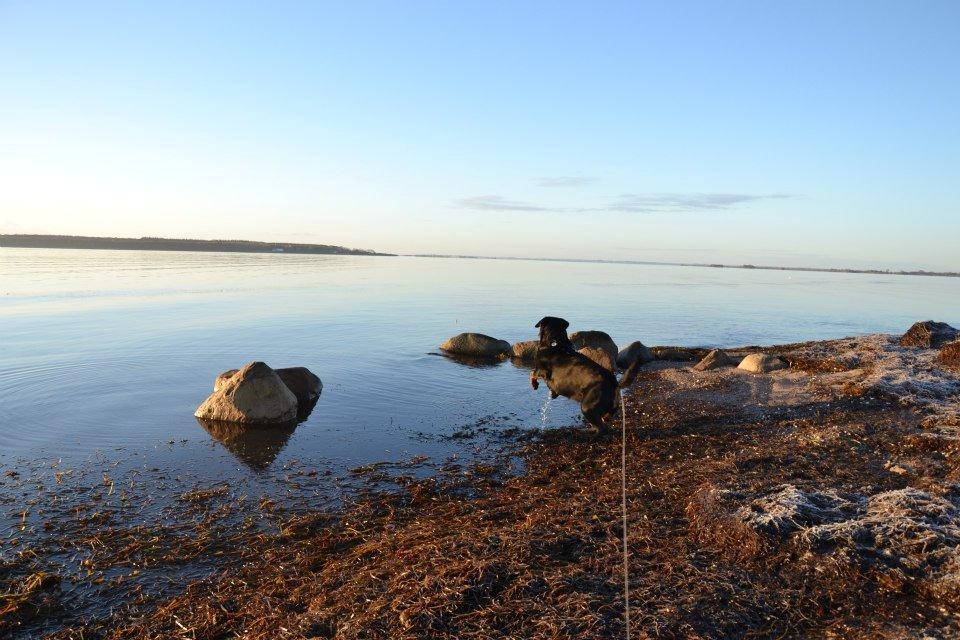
[195,362,322,426]
[438,320,959,379]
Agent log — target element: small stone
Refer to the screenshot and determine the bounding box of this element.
[738,353,788,373]
[693,349,734,371]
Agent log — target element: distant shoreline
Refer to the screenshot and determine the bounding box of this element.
[2,235,956,277]
[0,234,392,256]
[410,253,960,279]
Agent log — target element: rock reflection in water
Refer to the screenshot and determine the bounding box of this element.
[196,418,297,470]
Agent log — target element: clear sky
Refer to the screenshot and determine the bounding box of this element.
[1,2,958,270]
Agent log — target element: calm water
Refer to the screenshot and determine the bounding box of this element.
[2,248,960,474]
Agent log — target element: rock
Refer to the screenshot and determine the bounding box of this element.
[440,333,511,358]
[651,346,711,362]
[899,320,958,349]
[737,353,788,373]
[214,369,239,391]
[275,367,323,409]
[939,340,960,368]
[569,331,618,365]
[511,340,539,362]
[693,349,734,371]
[215,367,322,412]
[578,346,615,372]
[195,362,298,425]
[617,341,654,369]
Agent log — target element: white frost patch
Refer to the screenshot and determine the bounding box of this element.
[800,488,960,587]
[787,334,960,424]
[735,484,858,537]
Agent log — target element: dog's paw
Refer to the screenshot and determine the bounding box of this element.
[530,377,539,390]
[550,391,559,399]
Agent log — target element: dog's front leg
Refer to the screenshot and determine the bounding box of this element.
[530,369,540,390]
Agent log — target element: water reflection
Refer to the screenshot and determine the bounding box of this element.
[196,418,297,470]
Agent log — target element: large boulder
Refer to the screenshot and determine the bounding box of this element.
[899,321,958,349]
[195,362,298,425]
[511,340,539,362]
[941,340,960,368]
[440,333,511,358]
[616,341,654,370]
[215,367,322,410]
[569,331,618,365]
[693,349,734,371]
[738,353,788,373]
[275,367,323,409]
[578,346,615,372]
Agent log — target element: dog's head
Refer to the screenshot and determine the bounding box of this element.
[535,316,571,348]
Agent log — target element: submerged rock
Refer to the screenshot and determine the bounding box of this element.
[569,331,618,365]
[578,346,616,372]
[195,362,298,425]
[693,349,734,371]
[440,333,511,358]
[616,341,654,370]
[900,320,958,349]
[511,340,539,362]
[738,353,788,373]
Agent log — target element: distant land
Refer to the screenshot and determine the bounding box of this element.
[411,253,960,278]
[0,234,391,256]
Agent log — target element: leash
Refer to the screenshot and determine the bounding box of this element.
[619,387,631,639]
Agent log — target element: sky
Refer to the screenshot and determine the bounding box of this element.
[1,1,958,270]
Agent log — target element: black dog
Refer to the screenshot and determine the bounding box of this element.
[530,316,642,431]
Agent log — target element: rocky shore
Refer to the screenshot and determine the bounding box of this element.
[4,326,960,638]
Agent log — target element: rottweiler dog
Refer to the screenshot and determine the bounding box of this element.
[530,316,642,431]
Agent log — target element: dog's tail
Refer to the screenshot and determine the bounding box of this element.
[617,356,645,389]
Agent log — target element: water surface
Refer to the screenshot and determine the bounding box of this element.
[2,248,959,472]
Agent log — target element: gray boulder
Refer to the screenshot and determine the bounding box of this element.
[440,333,511,358]
[616,341,654,370]
[738,353,788,373]
[569,331,618,365]
[511,340,539,362]
[578,346,616,372]
[215,367,322,409]
[693,349,734,371]
[899,320,958,349]
[195,362,298,425]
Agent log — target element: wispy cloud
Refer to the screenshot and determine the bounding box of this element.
[456,192,791,214]
[455,195,556,212]
[604,193,789,213]
[536,176,598,188]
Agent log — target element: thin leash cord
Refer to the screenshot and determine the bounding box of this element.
[619,388,631,639]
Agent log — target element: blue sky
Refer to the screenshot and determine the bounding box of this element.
[1,1,958,269]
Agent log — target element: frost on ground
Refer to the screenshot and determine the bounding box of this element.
[726,484,960,597]
[783,333,960,427]
[733,484,858,537]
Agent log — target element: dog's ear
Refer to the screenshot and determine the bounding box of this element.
[558,318,570,330]
[535,317,546,328]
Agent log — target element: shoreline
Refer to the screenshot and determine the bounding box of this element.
[0,234,392,257]
[410,253,960,279]
[3,332,960,637]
